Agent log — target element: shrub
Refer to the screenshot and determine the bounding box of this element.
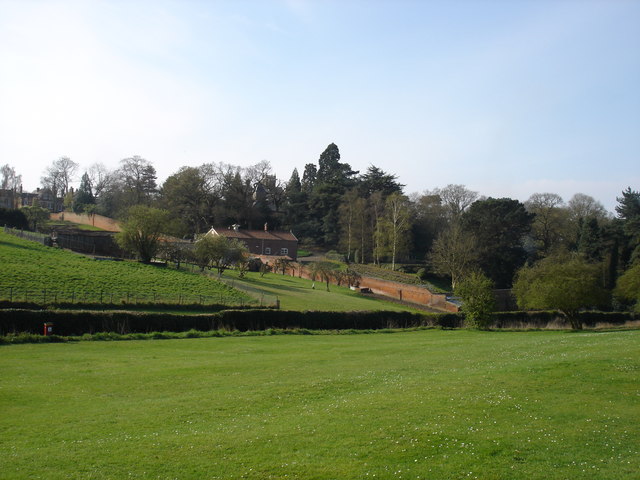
[455,271,495,329]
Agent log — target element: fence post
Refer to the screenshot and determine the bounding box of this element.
[9,287,12,302]
[72,291,75,303]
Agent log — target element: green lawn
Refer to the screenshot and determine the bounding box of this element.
[0,231,249,306]
[1,329,638,479]
[221,269,425,312]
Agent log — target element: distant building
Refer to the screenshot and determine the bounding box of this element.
[0,189,19,209]
[207,223,298,261]
[23,188,64,212]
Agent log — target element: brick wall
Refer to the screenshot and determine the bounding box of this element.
[292,264,459,313]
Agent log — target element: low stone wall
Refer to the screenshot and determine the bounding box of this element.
[50,212,121,232]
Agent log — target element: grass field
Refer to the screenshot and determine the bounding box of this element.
[0,231,249,306]
[221,269,426,312]
[1,329,638,479]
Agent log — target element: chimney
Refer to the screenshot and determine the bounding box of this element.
[264,222,268,232]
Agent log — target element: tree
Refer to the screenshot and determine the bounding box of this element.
[462,198,534,288]
[614,264,640,312]
[87,162,116,199]
[380,192,412,270]
[512,255,609,330]
[1,164,21,191]
[338,189,360,261]
[158,241,191,269]
[430,184,479,221]
[308,261,337,291]
[117,156,157,207]
[428,222,479,289]
[193,234,248,276]
[21,204,50,231]
[308,143,358,245]
[41,156,78,199]
[73,172,95,213]
[525,192,568,257]
[357,165,404,198]
[409,192,447,259]
[160,166,215,235]
[568,193,608,221]
[615,187,640,266]
[0,207,28,229]
[273,257,292,275]
[455,271,495,329]
[1,164,22,209]
[115,205,170,263]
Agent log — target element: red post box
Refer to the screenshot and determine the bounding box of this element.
[43,323,54,336]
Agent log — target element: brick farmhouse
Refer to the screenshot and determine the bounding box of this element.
[207,224,298,261]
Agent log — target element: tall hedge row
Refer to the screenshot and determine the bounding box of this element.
[0,309,636,336]
[0,309,464,336]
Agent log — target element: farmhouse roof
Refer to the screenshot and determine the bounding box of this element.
[209,227,298,242]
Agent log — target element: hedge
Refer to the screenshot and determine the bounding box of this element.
[0,309,464,336]
[0,309,636,337]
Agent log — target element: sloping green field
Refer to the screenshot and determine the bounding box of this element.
[221,269,426,312]
[0,231,249,305]
[1,329,638,479]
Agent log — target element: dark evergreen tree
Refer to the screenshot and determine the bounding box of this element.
[577,217,603,261]
[462,197,534,288]
[73,172,95,213]
[615,187,640,266]
[301,163,317,194]
[357,165,404,198]
[308,143,358,246]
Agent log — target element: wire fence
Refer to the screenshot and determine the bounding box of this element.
[3,226,51,245]
[0,286,274,308]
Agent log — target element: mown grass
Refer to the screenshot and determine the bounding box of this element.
[47,220,105,231]
[1,329,638,479]
[222,269,425,312]
[0,231,249,306]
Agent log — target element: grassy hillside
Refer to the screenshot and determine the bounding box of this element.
[1,329,638,479]
[0,231,250,306]
[221,269,427,312]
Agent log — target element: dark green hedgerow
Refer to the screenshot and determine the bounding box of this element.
[0,309,463,336]
[1,309,636,342]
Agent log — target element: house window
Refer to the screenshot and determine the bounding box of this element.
[280,248,289,256]
[265,247,271,255]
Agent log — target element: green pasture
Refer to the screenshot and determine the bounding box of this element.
[221,269,425,312]
[1,329,638,479]
[0,231,248,306]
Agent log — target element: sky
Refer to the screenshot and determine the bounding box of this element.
[1,0,638,212]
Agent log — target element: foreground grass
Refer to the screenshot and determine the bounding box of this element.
[0,231,249,305]
[1,329,638,479]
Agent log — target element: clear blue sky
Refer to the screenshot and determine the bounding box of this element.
[1,0,638,211]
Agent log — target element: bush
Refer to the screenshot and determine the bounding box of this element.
[455,271,495,329]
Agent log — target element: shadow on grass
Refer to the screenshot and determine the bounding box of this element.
[0,239,44,252]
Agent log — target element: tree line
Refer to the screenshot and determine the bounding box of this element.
[1,144,639,310]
